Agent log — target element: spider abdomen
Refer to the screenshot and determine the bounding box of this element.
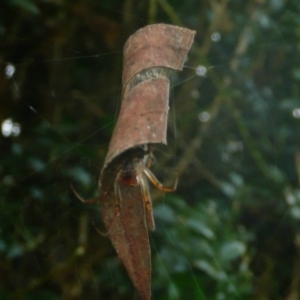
[119,169,139,187]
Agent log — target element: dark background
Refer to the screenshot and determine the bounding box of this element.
[1,0,300,299]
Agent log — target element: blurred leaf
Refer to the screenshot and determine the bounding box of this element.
[9,0,39,14]
[219,241,246,262]
[7,243,24,258]
[194,259,226,281]
[154,203,176,224]
[186,218,215,239]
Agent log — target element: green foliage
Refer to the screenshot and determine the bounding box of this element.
[9,0,40,15]
[1,0,300,299]
[152,196,252,299]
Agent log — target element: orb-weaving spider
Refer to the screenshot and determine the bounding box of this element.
[114,152,178,230]
[72,150,178,233]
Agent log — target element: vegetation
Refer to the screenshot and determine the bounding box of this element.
[1,0,300,299]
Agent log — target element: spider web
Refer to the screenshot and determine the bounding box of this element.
[1,1,299,299]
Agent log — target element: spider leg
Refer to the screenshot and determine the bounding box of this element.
[138,174,156,230]
[92,212,118,237]
[114,175,122,217]
[90,180,122,237]
[93,185,120,236]
[142,167,178,192]
[70,184,118,236]
[70,184,97,204]
[144,149,156,168]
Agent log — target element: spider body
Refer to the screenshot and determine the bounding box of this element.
[73,148,177,232]
[112,153,178,231]
[118,163,139,187]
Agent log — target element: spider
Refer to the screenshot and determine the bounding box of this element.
[113,152,178,231]
[72,150,178,233]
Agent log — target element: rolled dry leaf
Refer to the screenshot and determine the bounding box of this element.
[103,75,170,170]
[122,23,196,91]
[101,24,195,177]
[99,175,151,300]
[98,24,195,300]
